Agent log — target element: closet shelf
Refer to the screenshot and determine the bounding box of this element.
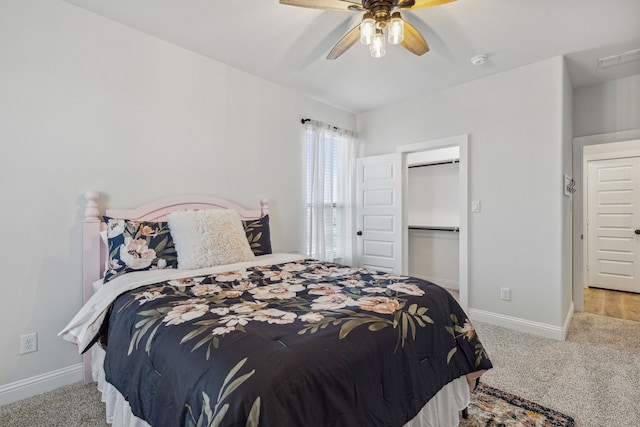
[408,225,460,232]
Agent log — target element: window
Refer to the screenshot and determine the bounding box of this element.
[304,120,358,264]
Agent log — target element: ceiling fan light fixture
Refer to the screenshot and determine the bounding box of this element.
[280,0,443,60]
[388,12,404,45]
[370,28,386,58]
[360,13,375,45]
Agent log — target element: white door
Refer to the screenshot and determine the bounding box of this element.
[355,153,404,273]
[587,157,640,293]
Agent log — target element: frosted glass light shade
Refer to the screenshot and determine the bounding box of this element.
[370,29,386,58]
[388,13,404,44]
[360,14,375,45]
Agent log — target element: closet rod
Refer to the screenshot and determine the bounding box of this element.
[408,159,459,168]
[408,226,459,232]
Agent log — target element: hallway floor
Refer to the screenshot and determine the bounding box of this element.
[584,287,640,322]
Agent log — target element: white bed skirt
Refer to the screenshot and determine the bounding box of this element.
[93,346,151,427]
[92,346,469,427]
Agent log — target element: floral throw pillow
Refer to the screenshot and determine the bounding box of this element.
[103,217,178,283]
[242,215,272,256]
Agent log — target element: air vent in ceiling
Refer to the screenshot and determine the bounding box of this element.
[597,48,640,69]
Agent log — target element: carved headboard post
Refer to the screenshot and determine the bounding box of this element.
[82,191,102,383]
[83,191,102,304]
[84,191,100,221]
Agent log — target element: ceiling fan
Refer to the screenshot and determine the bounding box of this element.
[279,0,456,59]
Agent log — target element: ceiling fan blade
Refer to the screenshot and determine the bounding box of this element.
[397,0,456,10]
[401,21,429,56]
[279,0,364,12]
[327,24,361,60]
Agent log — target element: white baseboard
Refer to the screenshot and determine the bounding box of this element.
[428,276,459,290]
[561,301,575,341]
[0,363,84,407]
[469,308,569,341]
[412,274,459,290]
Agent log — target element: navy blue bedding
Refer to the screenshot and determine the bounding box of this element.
[102,259,492,427]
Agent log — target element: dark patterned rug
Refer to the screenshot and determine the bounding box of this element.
[460,383,575,426]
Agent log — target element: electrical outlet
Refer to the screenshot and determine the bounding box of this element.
[500,287,511,301]
[20,333,37,354]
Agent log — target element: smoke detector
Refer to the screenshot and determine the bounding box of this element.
[470,54,488,66]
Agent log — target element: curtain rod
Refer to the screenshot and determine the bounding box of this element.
[301,118,344,133]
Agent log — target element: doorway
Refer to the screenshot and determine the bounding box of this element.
[398,135,469,311]
[573,134,640,319]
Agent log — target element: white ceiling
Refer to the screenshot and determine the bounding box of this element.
[63,0,640,113]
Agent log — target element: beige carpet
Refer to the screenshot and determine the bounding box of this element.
[0,381,108,427]
[478,312,640,427]
[1,312,638,427]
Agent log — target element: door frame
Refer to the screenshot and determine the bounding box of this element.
[396,134,469,312]
[573,130,640,312]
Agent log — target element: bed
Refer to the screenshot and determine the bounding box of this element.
[60,191,492,427]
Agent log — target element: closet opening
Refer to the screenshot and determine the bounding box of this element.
[397,135,469,311]
[406,147,461,292]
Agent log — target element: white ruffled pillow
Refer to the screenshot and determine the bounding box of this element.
[167,209,255,269]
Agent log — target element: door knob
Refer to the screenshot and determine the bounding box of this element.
[635,229,640,235]
[357,231,363,236]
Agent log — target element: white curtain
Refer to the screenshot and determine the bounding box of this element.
[305,120,359,264]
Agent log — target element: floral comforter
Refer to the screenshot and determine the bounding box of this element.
[77,255,492,427]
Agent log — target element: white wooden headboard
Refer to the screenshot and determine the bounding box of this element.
[82,191,269,305]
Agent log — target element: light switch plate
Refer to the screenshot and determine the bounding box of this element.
[471,200,481,213]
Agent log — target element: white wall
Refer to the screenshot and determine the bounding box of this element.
[0,0,355,398]
[408,230,459,289]
[357,57,570,336]
[573,74,640,138]
[407,164,459,226]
